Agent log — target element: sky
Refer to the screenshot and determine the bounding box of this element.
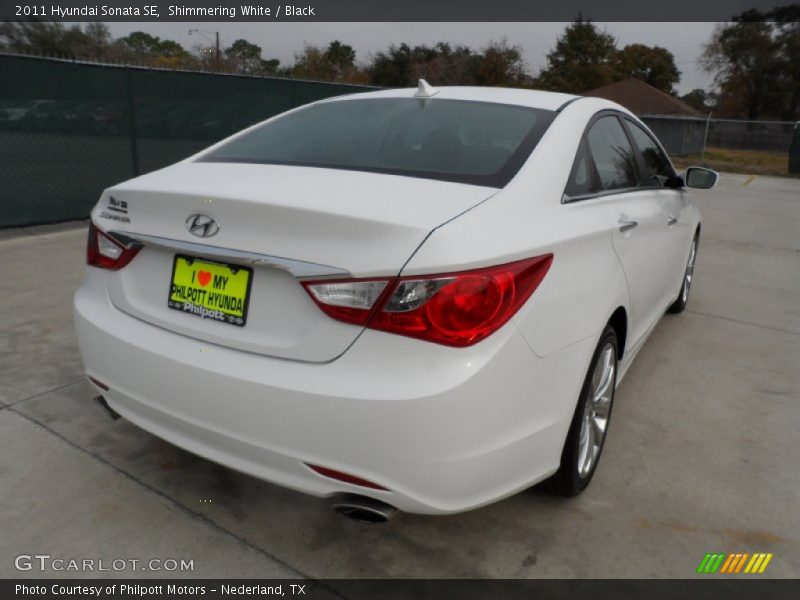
[104,22,719,94]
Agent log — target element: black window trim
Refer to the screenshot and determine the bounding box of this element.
[555,95,585,113]
[562,109,645,204]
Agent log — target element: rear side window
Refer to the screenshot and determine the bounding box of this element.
[625,120,675,187]
[200,98,556,187]
[585,116,638,191]
[564,141,596,197]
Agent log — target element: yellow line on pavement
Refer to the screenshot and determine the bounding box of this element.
[743,175,757,186]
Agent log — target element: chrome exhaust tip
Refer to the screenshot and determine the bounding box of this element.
[329,494,397,523]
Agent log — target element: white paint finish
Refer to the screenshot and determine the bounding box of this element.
[602,190,676,349]
[94,162,495,361]
[76,87,703,512]
[107,246,362,362]
[75,273,594,514]
[95,162,496,275]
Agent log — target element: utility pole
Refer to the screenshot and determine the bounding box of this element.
[701,111,712,167]
[189,29,221,69]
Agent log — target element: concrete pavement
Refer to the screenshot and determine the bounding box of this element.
[1,173,798,579]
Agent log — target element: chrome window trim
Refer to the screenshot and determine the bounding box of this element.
[561,186,643,204]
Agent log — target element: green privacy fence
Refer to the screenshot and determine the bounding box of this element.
[0,54,375,228]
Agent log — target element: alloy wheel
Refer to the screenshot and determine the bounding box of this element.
[577,342,616,478]
[682,238,697,304]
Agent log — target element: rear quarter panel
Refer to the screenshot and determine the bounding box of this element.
[401,97,631,358]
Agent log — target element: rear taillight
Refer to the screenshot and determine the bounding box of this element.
[302,255,553,347]
[304,279,388,325]
[87,221,140,270]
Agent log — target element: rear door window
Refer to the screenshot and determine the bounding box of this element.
[585,116,639,192]
[564,141,596,197]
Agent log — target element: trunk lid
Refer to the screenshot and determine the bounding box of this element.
[92,161,495,362]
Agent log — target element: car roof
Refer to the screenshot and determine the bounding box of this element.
[323,85,581,112]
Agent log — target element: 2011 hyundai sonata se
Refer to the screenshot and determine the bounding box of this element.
[75,82,718,517]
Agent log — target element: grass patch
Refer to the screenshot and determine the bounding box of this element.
[672,147,796,177]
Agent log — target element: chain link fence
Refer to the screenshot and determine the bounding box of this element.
[3,54,797,229]
[0,53,376,228]
[642,115,798,157]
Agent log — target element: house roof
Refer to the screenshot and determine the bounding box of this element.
[585,78,702,117]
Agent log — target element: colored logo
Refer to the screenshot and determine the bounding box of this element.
[697,552,773,574]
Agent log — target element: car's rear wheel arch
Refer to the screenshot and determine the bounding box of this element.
[608,307,627,361]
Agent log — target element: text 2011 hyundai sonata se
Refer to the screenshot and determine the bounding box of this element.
[75,82,718,518]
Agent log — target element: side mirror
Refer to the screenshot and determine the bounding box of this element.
[685,166,719,190]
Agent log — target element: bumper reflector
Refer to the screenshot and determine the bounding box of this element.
[87,375,109,391]
[306,464,389,491]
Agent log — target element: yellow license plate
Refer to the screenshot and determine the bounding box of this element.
[168,255,253,327]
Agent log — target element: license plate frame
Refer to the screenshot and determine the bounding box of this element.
[167,254,253,327]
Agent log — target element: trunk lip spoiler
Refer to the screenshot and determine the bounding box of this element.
[106,230,351,280]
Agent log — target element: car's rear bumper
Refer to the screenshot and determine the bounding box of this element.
[74,268,593,514]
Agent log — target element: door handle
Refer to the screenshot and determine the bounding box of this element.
[667,216,678,226]
[618,216,638,232]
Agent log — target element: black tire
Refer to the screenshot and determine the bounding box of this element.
[545,325,618,497]
[668,233,699,314]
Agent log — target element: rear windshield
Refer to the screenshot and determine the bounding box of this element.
[199,98,556,187]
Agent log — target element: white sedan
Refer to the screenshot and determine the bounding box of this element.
[74,82,717,521]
